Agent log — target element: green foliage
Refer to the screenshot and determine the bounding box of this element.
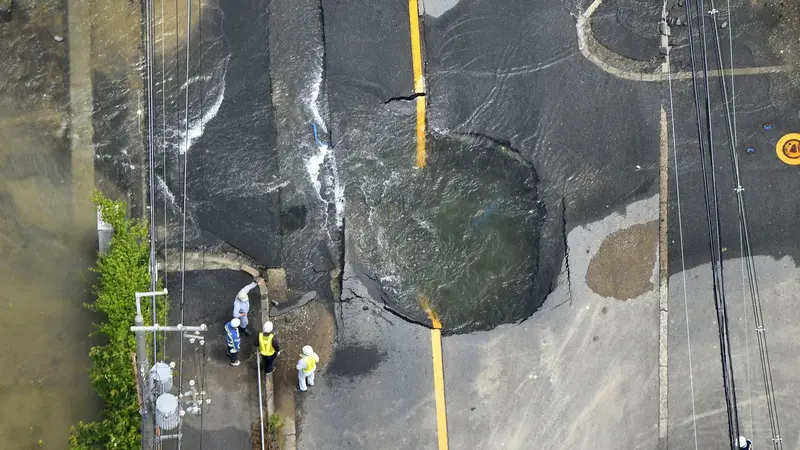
[69,193,166,450]
[267,414,284,439]
[251,414,283,450]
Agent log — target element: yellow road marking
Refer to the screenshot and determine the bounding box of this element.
[430,327,449,450]
[421,297,448,450]
[408,0,427,168]
[407,0,424,91]
[416,96,427,168]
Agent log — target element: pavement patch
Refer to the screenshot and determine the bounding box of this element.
[586,220,659,300]
[326,344,388,378]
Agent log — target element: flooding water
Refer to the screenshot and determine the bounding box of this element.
[0,0,143,447]
[146,0,556,333]
[0,2,94,448]
[346,134,548,333]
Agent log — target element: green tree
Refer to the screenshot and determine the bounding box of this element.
[69,193,166,450]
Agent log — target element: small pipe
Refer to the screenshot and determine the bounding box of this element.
[157,433,182,441]
[131,325,207,332]
[134,289,168,319]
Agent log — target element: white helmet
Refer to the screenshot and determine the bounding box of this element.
[237,291,249,301]
[738,436,748,448]
[263,321,273,333]
[302,345,314,356]
[230,318,241,328]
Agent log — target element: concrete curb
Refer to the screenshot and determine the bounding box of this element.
[266,268,297,450]
[240,264,279,447]
[247,266,296,450]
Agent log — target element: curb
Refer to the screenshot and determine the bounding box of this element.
[241,265,278,445]
[265,268,297,450]
[244,265,297,450]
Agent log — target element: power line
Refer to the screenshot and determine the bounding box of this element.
[664,39,700,450]
[197,1,207,445]
[705,0,783,446]
[177,0,193,445]
[160,0,170,363]
[683,0,740,447]
[144,0,159,370]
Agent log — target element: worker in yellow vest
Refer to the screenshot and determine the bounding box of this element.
[255,321,280,375]
[296,345,320,392]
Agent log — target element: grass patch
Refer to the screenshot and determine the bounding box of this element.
[251,413,284,449]
[68,193,166,449]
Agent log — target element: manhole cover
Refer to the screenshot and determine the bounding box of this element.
[776,133,800,165]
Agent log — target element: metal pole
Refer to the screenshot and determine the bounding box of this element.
[257,353,265,450]
[135,312,153,449]
[133,289,166,450]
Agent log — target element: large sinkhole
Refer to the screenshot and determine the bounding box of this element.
[347,133,551,334]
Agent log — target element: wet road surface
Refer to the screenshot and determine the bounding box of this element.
[2,0,799,446]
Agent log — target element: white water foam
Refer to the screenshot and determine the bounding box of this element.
[156,175,178,211]
[178,56,230,155]
[302,53,344,228]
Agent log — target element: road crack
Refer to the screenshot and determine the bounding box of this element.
[382,92,425,104]
[561,196,573,304]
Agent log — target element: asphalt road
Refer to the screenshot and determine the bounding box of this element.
[299,0,664,447]
[142,0,800,448]
[296,0,800,448]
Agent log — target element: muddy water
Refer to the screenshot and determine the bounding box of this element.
[0,0,143,447]
[0,2,95,447]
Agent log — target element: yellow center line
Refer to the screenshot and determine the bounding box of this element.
[422,300,448,450]
[430,326,449,450]
[407,0,427,168]
[416,97,427,168]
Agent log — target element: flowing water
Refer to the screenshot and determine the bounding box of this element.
[146,0,556,333]
[0,0,145,447]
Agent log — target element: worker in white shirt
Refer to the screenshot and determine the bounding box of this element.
[232,277,265,336]
[738,436,752,450]
[296,345,320,392]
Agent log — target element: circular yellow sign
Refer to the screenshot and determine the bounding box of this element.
[776,133,800,165]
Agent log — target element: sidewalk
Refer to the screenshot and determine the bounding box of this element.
[164,269,262,450]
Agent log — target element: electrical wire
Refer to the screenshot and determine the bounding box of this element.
[664,41,700,450]
[144,0,159,368]
[197,1,207,446]
[161,0,169,362]
[684,0,740,447]
[697,0,742,444]
[725,0,737,144]
[177,0,192,446]
[705,0,783,446]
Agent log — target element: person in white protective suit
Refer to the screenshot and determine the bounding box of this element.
[296,345,320,392]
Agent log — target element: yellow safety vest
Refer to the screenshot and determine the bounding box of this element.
[302,354,317,373]
[258,333,276,356]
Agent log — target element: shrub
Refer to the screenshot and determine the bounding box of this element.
[69,193,166,449]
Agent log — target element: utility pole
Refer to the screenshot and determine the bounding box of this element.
[134,290,167,450]
[132,289,208,450]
